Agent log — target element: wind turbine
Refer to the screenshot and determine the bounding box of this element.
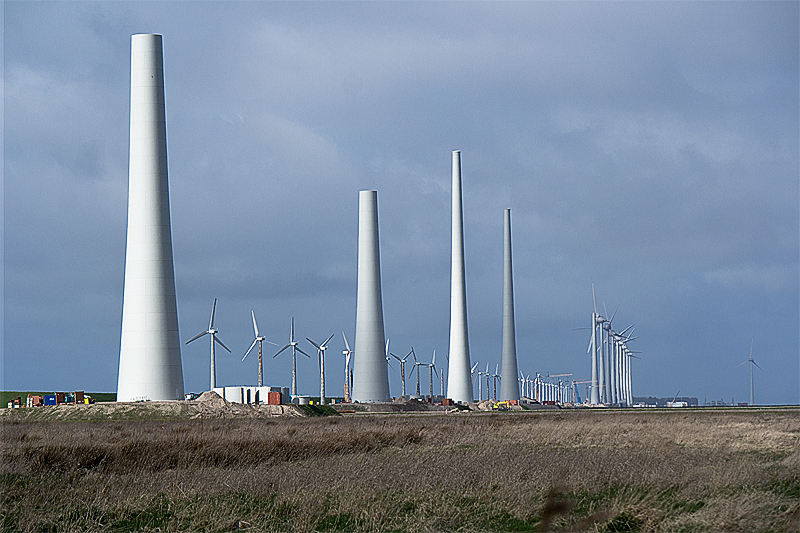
[601,302,619,404]
[440,351,449,398]
[185,298,230,391]
[470,362,479,401]
[273,317,310,397]
[308,334,335,405]
[492,364,501,400]
[738,340,763,406]
[341,332,353,402]
[623,346,641,405]
[409,350,424,396]
[476,363,484,401]
[392,348,413,397]
[242,311,277,387]
[586,284,606,405]
[485,363,491,402]
[427,350,438,400]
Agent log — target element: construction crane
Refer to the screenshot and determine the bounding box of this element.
[572,380,596,403]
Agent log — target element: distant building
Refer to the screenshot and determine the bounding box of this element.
[634,396,699,407]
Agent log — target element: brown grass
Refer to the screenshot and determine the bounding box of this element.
[2,408,798,532]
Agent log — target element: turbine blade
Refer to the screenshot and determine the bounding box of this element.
[296,347,311,358]
[209,298,217,329]
[307,338,321,350]
[471,362,479,373]
[242,339,258,361]
[266,340,279,347]
[342,332,351,352]
[592,284,598,315]
[251,310,259,336]
[391,353,401,362]
[322,333,335,347]
[214,336,231,353]
[431,350,436,366]
[290,317,295,342]
[185,331,208,345]
[753,360,763,371]
[273,345,290,358]
[411,348,417,363]
[610,303,620,323]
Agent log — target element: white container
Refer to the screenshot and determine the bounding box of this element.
[224,387,243,404]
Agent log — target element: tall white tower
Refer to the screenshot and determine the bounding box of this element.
[447,151,474,403]
[117,34,184,402]
[352,190,390,402]
[499,208,520,401]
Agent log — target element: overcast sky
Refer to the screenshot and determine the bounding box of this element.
[4,1,798,405]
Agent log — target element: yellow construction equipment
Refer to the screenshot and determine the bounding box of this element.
[491,400,511,411]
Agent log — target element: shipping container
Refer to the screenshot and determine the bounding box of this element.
[45,395,57,406]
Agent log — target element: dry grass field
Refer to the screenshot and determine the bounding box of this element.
[2,408,798,532]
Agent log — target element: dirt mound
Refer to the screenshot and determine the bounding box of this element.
[195,390,228,408]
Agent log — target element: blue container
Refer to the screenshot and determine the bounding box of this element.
[44,395,57,406]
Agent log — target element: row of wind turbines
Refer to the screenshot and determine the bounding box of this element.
[185,298,335,402]
[582,285,641,406]
[185,298,449,404]
[184,298,571,405]
[186,293,604,405]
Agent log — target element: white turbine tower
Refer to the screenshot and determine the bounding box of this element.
[342,332,354,402]
[273,317,310,397]
[352,190,390,402]
[117,34,184,402]
[499,208,520,401]
[738,340,762,406]
[447,150,474,403]
[308,334,335,405]
[185,298,231,390]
